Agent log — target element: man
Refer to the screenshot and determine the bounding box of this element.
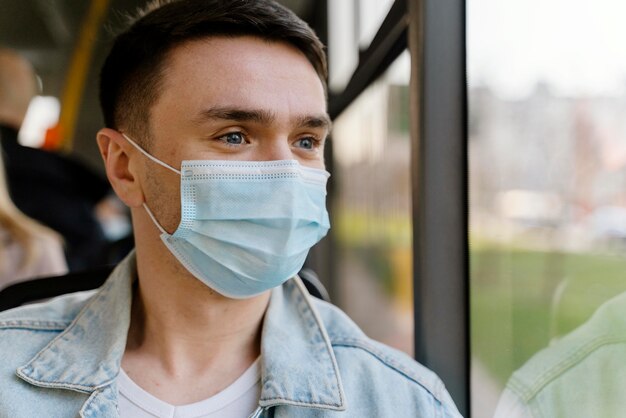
[0,1,461,416]
[0,48,112,270]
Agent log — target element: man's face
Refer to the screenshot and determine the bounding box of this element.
[139,36,329,233]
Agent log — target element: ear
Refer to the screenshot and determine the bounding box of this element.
[97,128,145,208]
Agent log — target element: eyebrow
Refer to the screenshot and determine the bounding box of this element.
[295,114,332,131]
[194,106,332,131]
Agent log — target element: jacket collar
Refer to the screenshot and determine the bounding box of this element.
[17,253,134,392]
[260,277,346,411]
[17,252,345,411]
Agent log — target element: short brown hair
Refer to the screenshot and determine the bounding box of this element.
[99,0,327,148]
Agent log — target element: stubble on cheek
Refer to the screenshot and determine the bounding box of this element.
[143,158,182,235]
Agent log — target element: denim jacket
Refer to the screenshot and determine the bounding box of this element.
[0,253,461,417]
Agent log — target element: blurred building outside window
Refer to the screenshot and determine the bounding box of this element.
[332,51,413,355]
[469,0,626,416]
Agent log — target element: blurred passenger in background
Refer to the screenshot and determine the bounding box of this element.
[0,47,117,270]
[0,153,67,288]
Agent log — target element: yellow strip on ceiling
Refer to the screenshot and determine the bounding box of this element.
[59,0,110,151]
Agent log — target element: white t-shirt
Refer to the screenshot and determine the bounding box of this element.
[117,358,261,418]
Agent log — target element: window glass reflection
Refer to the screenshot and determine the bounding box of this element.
[332,51,413,355]
[469,1,626,416]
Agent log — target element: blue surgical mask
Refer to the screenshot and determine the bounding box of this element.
[122,133,330,298]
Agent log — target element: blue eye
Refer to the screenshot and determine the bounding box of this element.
[296,137,315,150]
[223,132,245,145]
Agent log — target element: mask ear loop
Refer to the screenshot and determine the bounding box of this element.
[121,132,181,175]
[142,203,168,235]
[120,132,176,235]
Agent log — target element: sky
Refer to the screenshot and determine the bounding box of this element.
[468,0,626,99]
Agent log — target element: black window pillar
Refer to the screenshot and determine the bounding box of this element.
[409,0,469,415]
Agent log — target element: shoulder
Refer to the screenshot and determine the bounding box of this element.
[311,298,461,417]
[0,291,95,414]
[0,288,95,325]
[0,227,67,286]
[0,289,95,361]
[27,230,68,277]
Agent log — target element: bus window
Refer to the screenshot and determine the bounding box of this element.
[469,1,626,416]
[332,51,413,355]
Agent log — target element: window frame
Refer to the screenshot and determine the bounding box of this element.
[325,0,469,414]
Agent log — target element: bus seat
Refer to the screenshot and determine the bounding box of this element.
[0,266,330,312]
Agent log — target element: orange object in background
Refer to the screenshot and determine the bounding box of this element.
[42,124,63,151]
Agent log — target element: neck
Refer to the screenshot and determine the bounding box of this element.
[124,217,270,382]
